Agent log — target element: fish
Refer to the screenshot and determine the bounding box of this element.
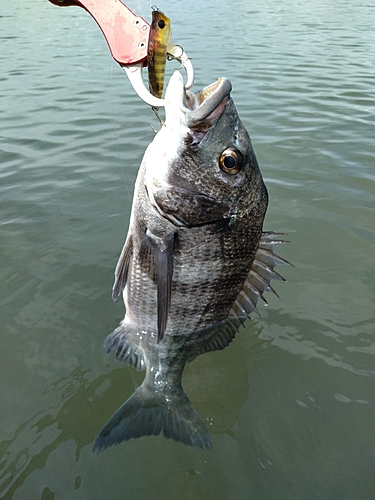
[93,70,289,452]
[147,8,172,99]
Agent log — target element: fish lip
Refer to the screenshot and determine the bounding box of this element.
[184,77,232,129]
[164,71,232,135]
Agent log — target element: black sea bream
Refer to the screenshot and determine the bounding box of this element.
[93,71,289,451]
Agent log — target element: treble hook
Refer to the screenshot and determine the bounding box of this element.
[48,0,194,107]
[123,42,194,108]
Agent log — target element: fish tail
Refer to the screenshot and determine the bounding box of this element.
[92,382,212,451]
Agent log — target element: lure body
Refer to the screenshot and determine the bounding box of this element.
[147,9,172,98]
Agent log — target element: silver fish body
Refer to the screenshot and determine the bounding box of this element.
[93,71,288,451]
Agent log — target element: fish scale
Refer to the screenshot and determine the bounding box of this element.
[93,71,290,452]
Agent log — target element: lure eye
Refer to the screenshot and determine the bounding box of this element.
[219,148,243,175]
[158,20,165,29]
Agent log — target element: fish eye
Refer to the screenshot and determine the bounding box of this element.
[158,20,165,29]
[219,148,242,175]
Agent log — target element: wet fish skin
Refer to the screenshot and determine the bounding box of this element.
[93,71,276,452]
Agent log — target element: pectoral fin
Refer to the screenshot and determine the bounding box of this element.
[140,229,176,343]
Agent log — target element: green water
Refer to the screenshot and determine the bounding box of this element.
[1,0,374,499]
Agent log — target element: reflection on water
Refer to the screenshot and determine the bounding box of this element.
[1,367,93,497]
[0,327,272,497]
[0,366,136,497]
[1,0,374,499]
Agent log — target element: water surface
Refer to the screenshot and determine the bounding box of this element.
[1,1,374,499]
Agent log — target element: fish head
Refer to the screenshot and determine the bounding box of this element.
[144,70,268,228]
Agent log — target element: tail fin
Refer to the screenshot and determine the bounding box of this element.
[92,383,212,451]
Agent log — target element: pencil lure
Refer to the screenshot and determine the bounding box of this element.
[147,8,172,99]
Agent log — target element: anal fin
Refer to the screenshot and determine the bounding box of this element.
[104,322,145,371]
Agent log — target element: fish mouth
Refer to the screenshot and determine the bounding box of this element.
[164,71,232,136]
[185,78,232,131]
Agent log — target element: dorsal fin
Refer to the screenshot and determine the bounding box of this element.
[228,231,292,322]
[189,232,292,359]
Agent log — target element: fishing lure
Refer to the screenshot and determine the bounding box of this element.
[147,8,172,99]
